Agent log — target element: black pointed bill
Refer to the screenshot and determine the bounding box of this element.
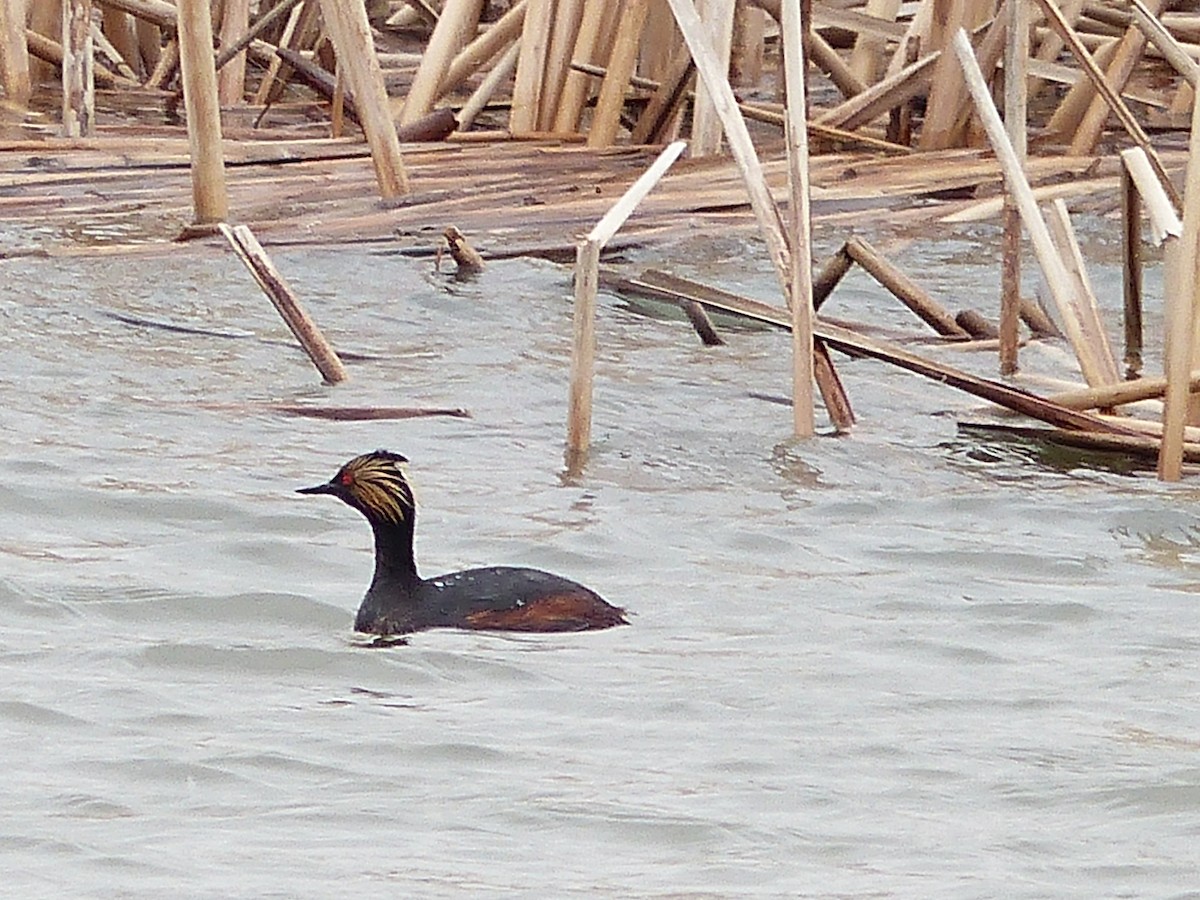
[297,482,339,496]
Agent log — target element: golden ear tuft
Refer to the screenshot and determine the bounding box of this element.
[342,451,415,524]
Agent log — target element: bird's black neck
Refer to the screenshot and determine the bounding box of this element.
[356,515,424,634]
[367,516,421,595]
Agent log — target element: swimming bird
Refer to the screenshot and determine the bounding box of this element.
[298,451,627,636]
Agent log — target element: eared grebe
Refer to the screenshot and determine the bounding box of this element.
[298,451,627,636]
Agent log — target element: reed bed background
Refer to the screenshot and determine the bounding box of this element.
[4,0,1200,477]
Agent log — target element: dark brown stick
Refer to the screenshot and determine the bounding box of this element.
[956,309,1000,340]
[1121,164,1144,380]
[845,237,971,338]
[812,243,853,311]
[596,271,724,346]
[214,0,305,70]
[625,270,1140,436]
[219,223,348,384]
[1019,296,1063,339]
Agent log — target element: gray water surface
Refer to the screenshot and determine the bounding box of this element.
[1,236,1198,897]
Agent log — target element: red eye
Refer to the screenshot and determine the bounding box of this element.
[340,472,354,486]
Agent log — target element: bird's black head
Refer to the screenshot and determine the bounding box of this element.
[298,450,415,525]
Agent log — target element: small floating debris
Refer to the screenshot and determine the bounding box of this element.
[436,225,486,275]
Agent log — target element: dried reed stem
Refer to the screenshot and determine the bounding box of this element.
[402,0,483,126]
[217,0,250,104]
[588,0,650,147]
[62,0,95,138]
[178,0,228,224]
[317,0,409,198]
[1070,0,1164,155]
[846,238,971,338]
[438,0,526,102]
[219,223,348,385]
[1000,0,1027,375]
[567,142,687,464]
[1159,89,1200,479]
[0,0,32,105]
[1121,164,1144,380]
[782,0,815,436]
[952,28,1111,387]
[692,0,736,156]
[849,0,900,85]
[1034,0,1178,207]
[457,39,520,131]
[511,0,555,133]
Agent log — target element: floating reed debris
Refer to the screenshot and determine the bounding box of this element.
[9,0,1200,478]
[567,140,687,468]
[438,225,485,274]
[218,223,347,385]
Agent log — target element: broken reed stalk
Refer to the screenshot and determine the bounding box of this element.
[566,141,688,467]
[1000,0,1028,376]
[216,0,250,104]
[812,245,854,310]
[98,8,137,79]
[724,1,763,87]
[437,0,526,102]
[1158,88,1200,481]
[1121,164,1144,379]
[177,0,228,225]
[916,0,984,152]
[269,46,358,122]
[782,0,815,438]
[135,15,160,72]
[846,237,971,338]
[539,0,587,131]
[457,40,521,131]
[252,0,311,105]
[1120,148,1183,246]
[601,271,725,345]
[145,37,178,90]
[1032,0,1179,208]
[552,0,612,132]
[99,0,177,32]
[1044,199,1121,383]
[1045,37,1118,139]
[666,0,852,430]
[817,45,938,130]
[61,0,95,138]
[636,261,863,423]
[663,0,786,305]
[317,0,409,198]
[0,0,32,105]
[1047,374,1200,412]
[629,44,694,144]
[952,28,1113,389]
[807,29,867,100]
[331,60,346,138]
[587,0,650,148]
[25,28,140,90]
[956,309,1000,339]
[213,0,305,72]
[849,0,900,86]
[639,273,1140,437]
[511,0,554,133]
[692,0,736,156]
[1070,0,1164,156]
[1129,0,1199,88]
[218,223,348,385]
[90,21,138,82]
[1024,0,1076,95]
[402,0,484,126]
